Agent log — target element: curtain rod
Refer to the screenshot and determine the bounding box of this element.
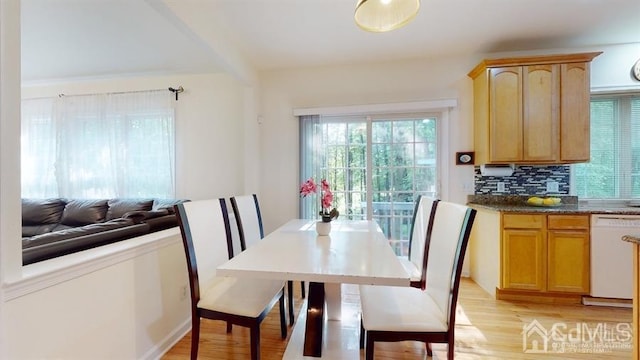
[23,86,184,101]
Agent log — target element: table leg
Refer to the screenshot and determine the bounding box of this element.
[325,283,342,320]
[303,282,325,357]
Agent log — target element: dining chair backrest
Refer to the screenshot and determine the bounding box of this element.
[408,196,438,281]
[425,201,476,325]
[175,198,234,298]
[231,193,299,324]
[231,194,264,250]
[226,199,243,258]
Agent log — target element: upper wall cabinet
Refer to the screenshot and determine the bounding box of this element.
[468,52,601,165]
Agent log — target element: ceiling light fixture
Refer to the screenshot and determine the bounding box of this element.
[354,0,420,33]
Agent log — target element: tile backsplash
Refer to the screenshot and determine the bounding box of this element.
[474,165,570,195]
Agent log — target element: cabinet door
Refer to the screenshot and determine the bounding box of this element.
[547,230,590,293]
[523,65,559,162]
[489,67,523,162]
[502,229,546,291]
[560,62,591,162]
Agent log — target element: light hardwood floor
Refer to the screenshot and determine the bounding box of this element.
[162,279,633,359]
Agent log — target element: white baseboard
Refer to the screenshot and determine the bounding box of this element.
[143,317,191,360]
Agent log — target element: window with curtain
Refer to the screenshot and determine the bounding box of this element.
[573,93,640,199]
[300,113,439,255]
[21,90,176,199]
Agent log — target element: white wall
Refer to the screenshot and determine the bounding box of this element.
[3,238,190,359]
[242,86,262,194]
[589,43,640,90]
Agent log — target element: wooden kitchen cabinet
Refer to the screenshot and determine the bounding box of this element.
[523,64,559,162]
[501,214,546,291]
[547,215,590,293]
[499,213,590,302]
[468,52,601,165]
[560,62,592,162]
[487,66,523,162]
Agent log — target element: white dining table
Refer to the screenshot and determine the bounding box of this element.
[216,219,410,358]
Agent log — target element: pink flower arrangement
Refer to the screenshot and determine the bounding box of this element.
[300,177,339,222]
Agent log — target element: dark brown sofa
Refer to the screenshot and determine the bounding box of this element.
[22,198,188,265]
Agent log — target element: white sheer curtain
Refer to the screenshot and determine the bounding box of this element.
[21,90,175,199]
[21,97,58,197]
[299,115,323,219]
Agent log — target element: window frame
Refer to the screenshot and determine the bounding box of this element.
[299,111,442,256]
[571,92,640,200]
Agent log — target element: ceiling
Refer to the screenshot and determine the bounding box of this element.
[21,0,640,83]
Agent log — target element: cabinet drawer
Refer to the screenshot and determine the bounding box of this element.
[503,214,545,229]
[548,215,589,230]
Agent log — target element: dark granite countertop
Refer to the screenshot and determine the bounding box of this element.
[467,195,640,215]
[622,235,640,245]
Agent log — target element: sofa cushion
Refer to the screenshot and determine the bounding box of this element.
[50,224,74,233]
[22,224,60,237]
[22,198,66,226]
[106,199,154,221]
[60,199,109,226]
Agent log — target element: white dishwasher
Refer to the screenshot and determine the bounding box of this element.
[590,214,640,300]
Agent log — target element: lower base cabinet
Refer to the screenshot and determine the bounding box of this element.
[547,229,590,293]
[500,213,590,302]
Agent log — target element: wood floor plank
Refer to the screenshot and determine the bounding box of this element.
[162,279,633,359]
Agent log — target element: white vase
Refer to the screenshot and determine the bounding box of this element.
[316,221,331,236]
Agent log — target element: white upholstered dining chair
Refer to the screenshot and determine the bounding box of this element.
[400,195,439,289]
[174,198,287,360]
[359,201,477,360]
[230,194,302,325]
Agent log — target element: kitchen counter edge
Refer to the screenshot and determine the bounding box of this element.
[468,203,640,215]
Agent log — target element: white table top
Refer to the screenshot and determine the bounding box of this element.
[217,219,410,287]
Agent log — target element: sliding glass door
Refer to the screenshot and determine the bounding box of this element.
[300,113,439,256]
